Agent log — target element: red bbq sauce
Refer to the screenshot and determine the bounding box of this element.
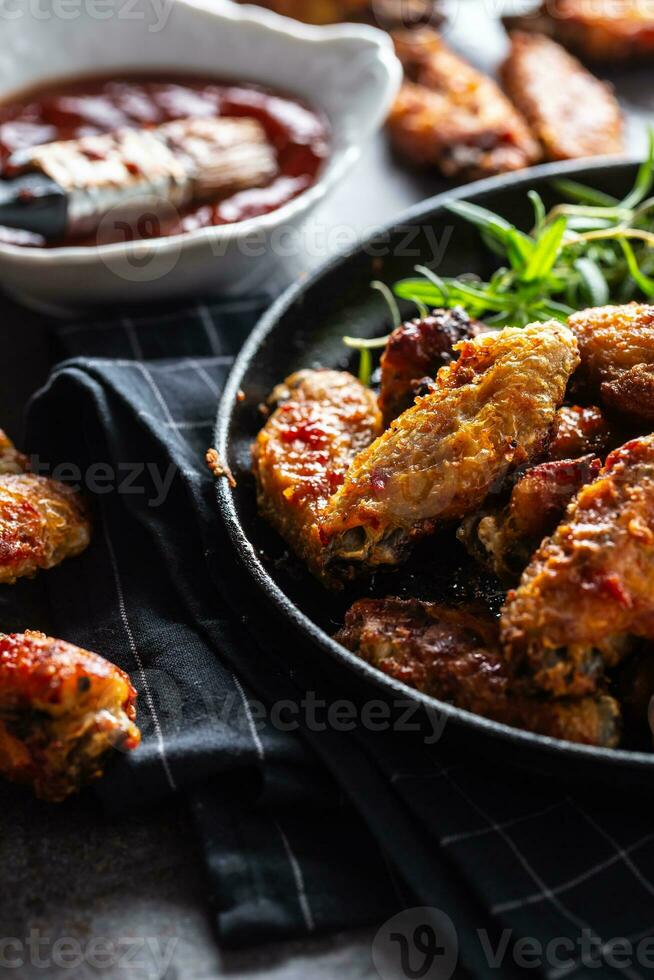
[0,74,330,246]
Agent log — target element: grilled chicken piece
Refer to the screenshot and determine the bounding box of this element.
[502,435,654,699]
[0,630,140,801]
[501,33,623,160]
[379,307,482,426]
[0,474,91,584]
[569,304,654,424]
[458,454,601,580]
[548,404,613,460]
[504,0,654,62]
[0,430,28,475]
[336,598,620,746]
[388,29,540,180]
[320,322,579,577]
[252,370,382,581]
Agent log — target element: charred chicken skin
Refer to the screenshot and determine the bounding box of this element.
[0,630,140,801]
[501,435,654,699]
[548,404,614,460]
[388,29,540,180]
[319,321,579,576]
[336,598,620,746]
[569,303,654,424]
[379,307,481,426]
[0,430,28,475]
[252,369,382,580]
[0,473,91,584]
[504,0,654,62]
[459,455,602,580]
[500,32,623,160]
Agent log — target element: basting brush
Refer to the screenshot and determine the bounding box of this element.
[0,116,278,241]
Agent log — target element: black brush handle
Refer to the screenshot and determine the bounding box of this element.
[0,173,67,240]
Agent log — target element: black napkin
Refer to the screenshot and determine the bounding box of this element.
[20,298,654,980]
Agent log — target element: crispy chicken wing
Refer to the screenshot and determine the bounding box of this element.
[0,630,140,800]
[501,435,654,698]
[336,598,620,746]
[388,29,540,180]
[569,303,654,423]
[504,0,654,62]
[252,370,382,579]
[459,455,601,580]
[0,430,28,475]
[319,322,579,576]
[379,307,481,426]
[501,32,623,160]
[0,474,91,584]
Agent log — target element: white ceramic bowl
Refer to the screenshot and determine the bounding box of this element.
[0,0,401,312]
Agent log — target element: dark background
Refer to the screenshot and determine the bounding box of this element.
[1,3,652,977]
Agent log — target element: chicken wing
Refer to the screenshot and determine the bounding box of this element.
[459,454,601,580]
[569,303,654,424]
[501,435,654,698]
[504,0,654,62]
[388,29,540,180]
[252,369,382,579]
[0,430,28,475]
[379,307,481,426]
[0,630,140,801]
[548,404,614,460]
[500,32,623,160]
[319,321,579,576]
[336,598,620,746]
[0,474,91,584]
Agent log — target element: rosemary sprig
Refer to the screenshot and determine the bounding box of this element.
[346,130,654,385]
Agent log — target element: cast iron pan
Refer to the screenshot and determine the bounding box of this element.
[215,157,654,792]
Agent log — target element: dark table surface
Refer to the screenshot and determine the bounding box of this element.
[2,4,652,977]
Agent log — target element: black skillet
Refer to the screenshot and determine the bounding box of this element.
[214,157,654,792]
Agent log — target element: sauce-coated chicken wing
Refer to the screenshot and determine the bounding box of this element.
[504,0,654,62]
[459,455,601,580]
[548,404,614,460]
[501,32,623,160]
[501,435,654,698]
[320,321,579,576]
[0,630,140,800]
[379,307,481,426]
[569,303,654,424]
[252,370,382,579]
[388,29,540,180]
[336,598,620,746]
[0,474,91,584]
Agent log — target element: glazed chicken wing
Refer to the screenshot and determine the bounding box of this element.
[388,29,540,180]
[569,303,654,423]
[336,598,620,746]
[252,369,381,579]
[500,32,623,160]
[0,474,91,584]
[548,404,614,460]
[0,630,140,801]
[379,307,481,426]
[0,430,28,475]
[504,0,654,62]
[459,454,601,580]
[502,435,654,698]
[319,321,579,576]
